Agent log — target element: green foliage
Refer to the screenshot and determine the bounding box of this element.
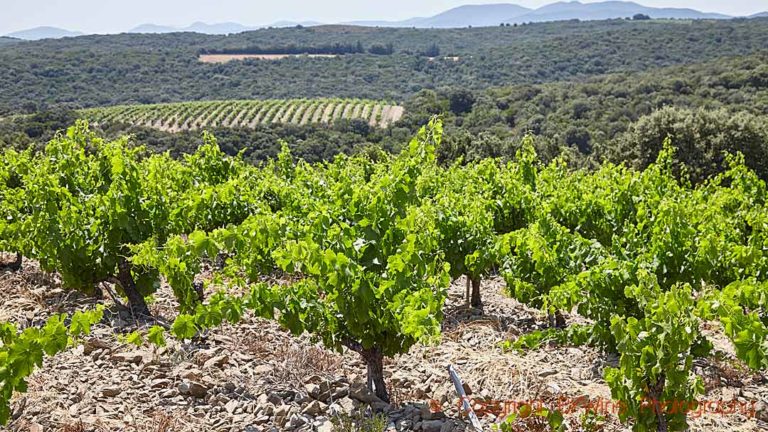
[699,279,768,370]
[0,121,164,307]
[501,323,608,352]
[270,120,451,361]
[0,306,104,425]
[147,326,166,347]
[492,405,564,432]
[614,107,768,183]
[4,115,768,428]
[122,331,144,347]
[604,280,705,431]
[488,128,768,430]
[330,408,388,432]
[171,314,198,340]
[2,19,767,110]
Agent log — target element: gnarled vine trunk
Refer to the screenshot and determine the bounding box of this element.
[343,340,390,402]
[117,256,151,317]
[465,276,471,306]
[548,310,566,328]
[470,276,482,308]
[361,347,388,403]
[649,375,668,432]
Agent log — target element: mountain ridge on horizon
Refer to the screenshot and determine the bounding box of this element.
[6,26,84,40]
[5,1,766,40]
[346,1,732,27]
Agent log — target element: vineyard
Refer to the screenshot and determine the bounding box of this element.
[79,99,405,132]
[1,119,767,432]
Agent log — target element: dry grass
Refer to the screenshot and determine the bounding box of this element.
[149,411,179,432]
[59,420,89,432]
[272,342,344,385]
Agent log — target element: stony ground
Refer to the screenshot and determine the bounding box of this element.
[1,260,766,432]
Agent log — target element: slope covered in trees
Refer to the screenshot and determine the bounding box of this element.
[2,51,767,182]
[408,53,768,180]
[1,19,767,111]
[0,37,19,47]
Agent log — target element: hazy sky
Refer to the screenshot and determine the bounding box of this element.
[1,0,765,34]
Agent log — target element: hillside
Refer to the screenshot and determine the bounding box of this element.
[131,22,259,35]
[1,19,767,111]
[3,51,766,177]
[350,3,533,28]
[421,4,530,27]
[416,52,768,172]
[5,26,83,40]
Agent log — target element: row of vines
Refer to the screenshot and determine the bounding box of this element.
[78,98,404,132]
[1,119,767,431]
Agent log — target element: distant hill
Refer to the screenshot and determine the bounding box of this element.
[129,24,178,34]
[349,3,532,28]
[348,1,730,28]
[130,22,258,34]
[129,20,323,35]
[5,26,83,40]
[184,22,256,34]
[506,1,729,24]
[749,12,768,18]
[419,4,531,27]
[344,18,423,27]
[4,1,743,38]
[268,21,325,28]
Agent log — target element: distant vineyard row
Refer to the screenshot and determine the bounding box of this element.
[79,99,405,132]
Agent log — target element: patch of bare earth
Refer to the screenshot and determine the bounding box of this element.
[1,263,766,432]
[198,54,338,64]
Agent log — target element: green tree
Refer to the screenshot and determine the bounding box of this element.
[613,107,768,182]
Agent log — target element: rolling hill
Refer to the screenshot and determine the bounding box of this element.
[129,21,324,34]
[130,22,258,34]
[5,26,83,40]
[349,3,532,27]
[2,19,767,110]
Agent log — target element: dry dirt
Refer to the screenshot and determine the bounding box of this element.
[0,260,766,432]
[199,55,338,64]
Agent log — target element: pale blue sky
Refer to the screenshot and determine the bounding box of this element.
[1,0,765,34]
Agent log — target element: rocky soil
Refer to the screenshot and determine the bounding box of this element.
[0,260,766,432]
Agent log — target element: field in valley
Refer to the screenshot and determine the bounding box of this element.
[199,54,339,63]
